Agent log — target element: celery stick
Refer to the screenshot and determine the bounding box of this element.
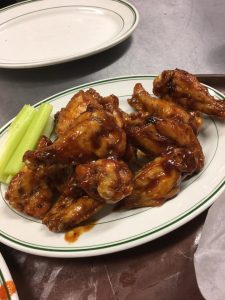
[8,105,31,133]
[5,175,13,185]
[42,116,54,138]
[0,174,9,184]
[0,105,35,182]
[5,103,53,175]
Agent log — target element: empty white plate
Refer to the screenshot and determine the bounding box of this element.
[0,0,139,68]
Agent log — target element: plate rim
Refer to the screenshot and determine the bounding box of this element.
[0,0,139,68]
[0,253,19,300]
[0,74,224,257]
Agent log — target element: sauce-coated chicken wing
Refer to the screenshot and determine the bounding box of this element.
[55,88,102,137]
[24,109,127,168]
[75,158,133,203]
[5,136,71,218]
[119,148,197,209]
[129,83,202,133]
[153,69,225,118]
[42,175,103,232]
[127,116,204,172]
[5,165,53,218]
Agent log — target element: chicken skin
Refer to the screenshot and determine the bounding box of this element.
[119,148,197,209]
[5,136,71,219]
[153,69,225,118]
[128,83,202,133]
[98,94,125,129]
[55,88,102,137]
[24,108,127,168]
[75,158,133,203]
[127,116,204,172]
[42,175,103,232]
[5,165,54,218]
[55,89,125,137]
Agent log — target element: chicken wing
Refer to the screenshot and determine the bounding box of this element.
[118,148,197,209]
[42,175,103,232]
[128,83,202,133]
[5,136,71,219]
[55,88,102,137]
[75,158,133,203]
[127,116,204,172]
[5,165,53,218]
[24,108,127,168]
[153,69,225,118]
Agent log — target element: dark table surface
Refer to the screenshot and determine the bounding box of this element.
[0,0,225,299]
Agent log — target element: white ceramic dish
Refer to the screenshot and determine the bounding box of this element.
[0,0,139,68]
[0,253,19,300]
[0,75,225,257]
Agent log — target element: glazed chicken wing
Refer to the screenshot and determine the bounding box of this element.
[5,136,71,218]
[119,148,197,209]
[75,158,133,203]
[55,88,102,137]
[153,69,225,118]
[127,116,204,172]
[42,175,103,232]
[5,165,53,219]
[24,108,127,168]
[128,83,202,133]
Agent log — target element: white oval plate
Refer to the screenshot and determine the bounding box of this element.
[0,0,138,68]
[0,75,225,257]
[0,253,19,300]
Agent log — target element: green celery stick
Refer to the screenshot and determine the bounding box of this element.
[0,105,35,183]
[1,174,9,184]
[5,103,53,175]
[42,116,54,138]
[8,105,31,133]
[5,175,13,185]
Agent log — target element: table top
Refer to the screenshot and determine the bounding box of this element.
[0,0,225,299]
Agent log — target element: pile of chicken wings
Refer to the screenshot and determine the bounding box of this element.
[5,69,225,233]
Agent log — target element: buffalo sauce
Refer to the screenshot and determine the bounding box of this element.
[64,222,96,243]
[0,280,16,300]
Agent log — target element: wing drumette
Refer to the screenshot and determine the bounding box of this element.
[153,69,225,118]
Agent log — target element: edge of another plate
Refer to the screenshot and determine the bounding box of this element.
[0,0,139,68]
[0,253,19,300]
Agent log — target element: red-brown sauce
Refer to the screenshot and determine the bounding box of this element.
[0,280,16,299]
[64,222,96,243]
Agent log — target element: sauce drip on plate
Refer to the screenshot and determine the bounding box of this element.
[0,280,16,299]
[65,222,96,243]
